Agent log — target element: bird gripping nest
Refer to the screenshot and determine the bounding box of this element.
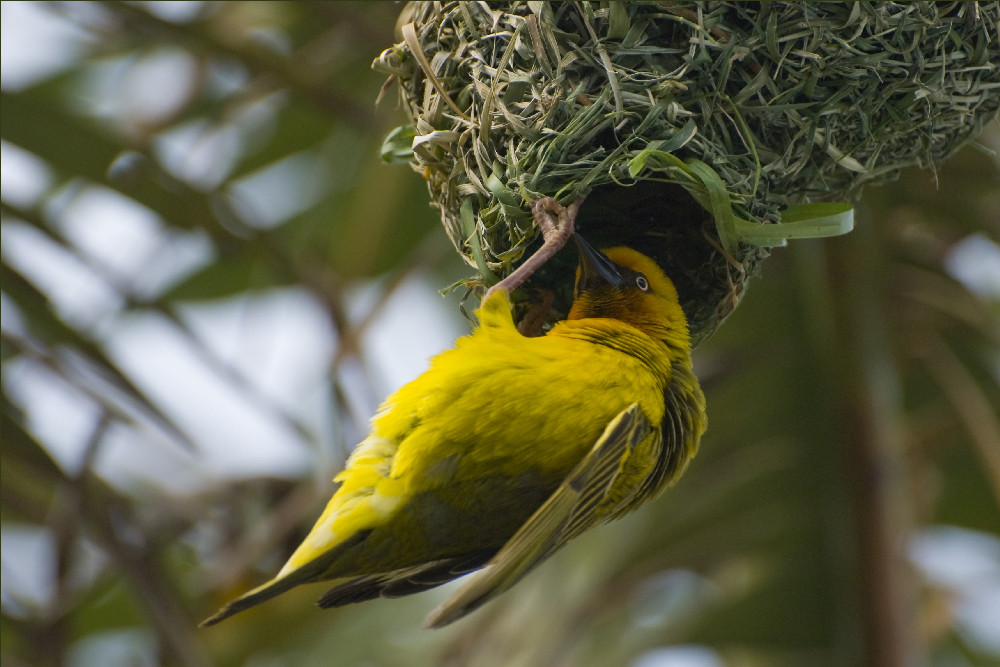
[375,1,1000,346]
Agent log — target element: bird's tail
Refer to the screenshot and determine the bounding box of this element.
[199,529,372,627]
[199,573,303,627]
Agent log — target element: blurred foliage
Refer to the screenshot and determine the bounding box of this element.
[1,3,998,667]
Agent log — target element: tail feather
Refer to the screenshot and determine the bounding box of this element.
[200,574,304,627]
[200,529,372,626]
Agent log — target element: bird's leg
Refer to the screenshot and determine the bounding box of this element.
[516,289,555,337]
[485,197,585,299]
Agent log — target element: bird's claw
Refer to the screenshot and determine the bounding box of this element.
[485,196,585,299]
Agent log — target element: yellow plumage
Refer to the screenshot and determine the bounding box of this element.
[201,238,707,628]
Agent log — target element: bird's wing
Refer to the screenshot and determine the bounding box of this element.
[626,363,704,510]
[316,549,495,607]
[423,402,654,628]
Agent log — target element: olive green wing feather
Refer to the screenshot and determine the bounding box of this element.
[626,364,705,509]
[424,402,655,628]
[315,550,494,607]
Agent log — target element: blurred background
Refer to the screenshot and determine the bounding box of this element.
[2,2,998,666]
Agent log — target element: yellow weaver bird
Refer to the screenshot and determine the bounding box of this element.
[202,202,707,629]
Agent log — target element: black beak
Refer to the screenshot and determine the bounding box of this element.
[574,234,624,295]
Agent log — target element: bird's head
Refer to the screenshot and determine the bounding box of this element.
[568,235,690,348]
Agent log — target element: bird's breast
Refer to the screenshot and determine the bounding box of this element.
[400,324,669,479]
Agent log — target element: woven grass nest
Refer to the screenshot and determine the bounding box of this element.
[375,1,1000,346]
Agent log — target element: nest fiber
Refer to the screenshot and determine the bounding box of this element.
[376,1,1000,345]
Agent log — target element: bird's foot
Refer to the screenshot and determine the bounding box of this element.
[515,289,555,337]
[485,197,585,299]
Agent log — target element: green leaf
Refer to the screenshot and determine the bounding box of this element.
[627,150,854,250]
[380,125,416,165]
[607,2,630,39]
[462,197,499,285]
[733,202,855,247]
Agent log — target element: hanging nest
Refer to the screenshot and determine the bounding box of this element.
[374,1,1000,346]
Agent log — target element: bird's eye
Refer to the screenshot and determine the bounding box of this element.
[635,275,649,292]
